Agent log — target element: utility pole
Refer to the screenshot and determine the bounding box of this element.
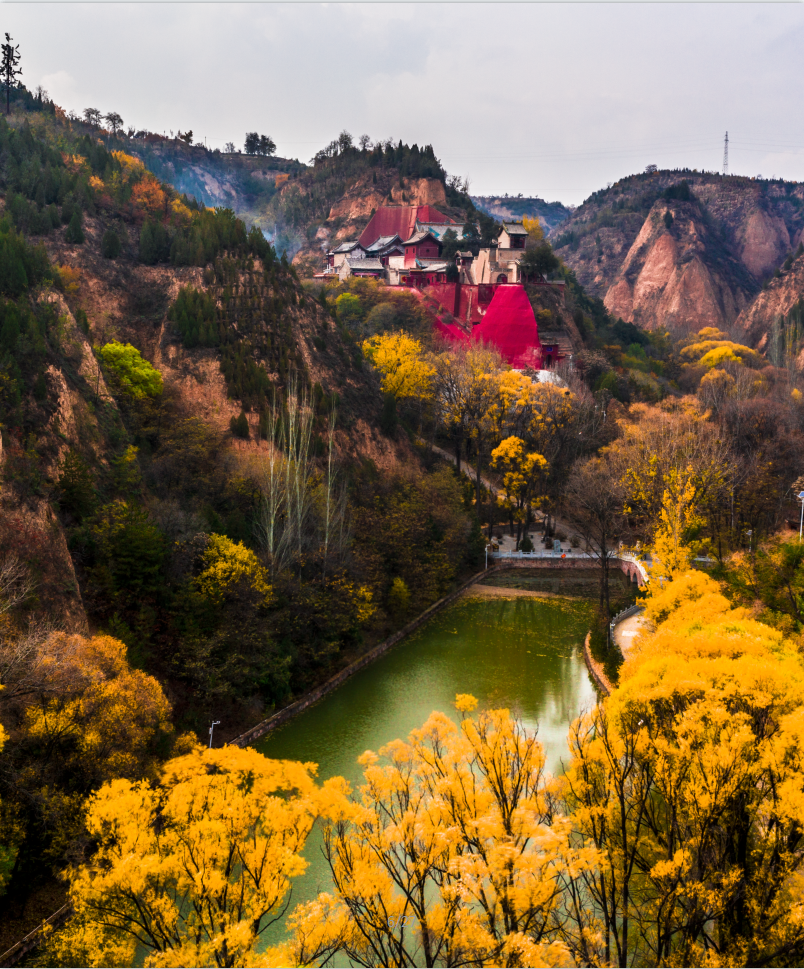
[723,131,729,176]
[208,720,220,748]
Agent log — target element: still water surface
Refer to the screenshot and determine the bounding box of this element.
[256,589,599,934]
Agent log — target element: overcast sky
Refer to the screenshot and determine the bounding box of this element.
[6,2,804,205]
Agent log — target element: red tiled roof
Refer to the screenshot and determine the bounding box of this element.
[359,206,454,247]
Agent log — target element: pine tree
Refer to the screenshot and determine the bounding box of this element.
[1,34,22,116]
[230,411,249,439]
[65,210,85,245]
[101,228,121,259]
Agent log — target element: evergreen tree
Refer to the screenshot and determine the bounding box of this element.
[65,210,85,245]
[230,412,250,439]
[139,219,169,265]
[1,34,22,116]
[101,228,121,259]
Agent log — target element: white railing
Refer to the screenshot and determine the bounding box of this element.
[618,551,650,584]
[490,546,651,584]
[493,548,592,560]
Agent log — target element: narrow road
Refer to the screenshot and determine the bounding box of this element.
[613,611,648,661]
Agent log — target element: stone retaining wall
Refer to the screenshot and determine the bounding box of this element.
[0,903,74,967]
[583,632,613,697]
[231,565,503,748]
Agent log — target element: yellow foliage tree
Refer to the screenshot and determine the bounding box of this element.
[522,215,544,243]
[491,435,548,543]
[111,149,146,177]
[429,341,504,477]
[607,399,728,557]
[362,331,434,401]
[55,746,329,968]
[648,466,702,580]
[560,570,804,967]
[680,332,761,369]
[282,695,591,968]
[57,263,81,296]
[195,534,272,605]
[0,631,174,896]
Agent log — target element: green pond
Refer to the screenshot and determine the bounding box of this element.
[255,581,601,936]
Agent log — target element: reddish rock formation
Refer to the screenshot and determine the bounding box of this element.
[551,172,804,338]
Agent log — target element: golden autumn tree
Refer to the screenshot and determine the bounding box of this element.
[362,331,434,401]
[429,341,504,475]
[522,215,544,244]
[280,695,592,969]
[491,436,548,546]
[195,533,272,605]
[605,398,729,561]
[0,632,173,901]
[559,569,804,968]
[54,746,332,969]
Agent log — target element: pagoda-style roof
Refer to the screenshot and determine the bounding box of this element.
[501,221,528,236]
[404,229,442,246]
[359,205,454,248]
[332,240,365,254]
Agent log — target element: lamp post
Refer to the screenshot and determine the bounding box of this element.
[798,491,804,542]
[208,720,220,749]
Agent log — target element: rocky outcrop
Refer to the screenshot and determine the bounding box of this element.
[601,200,754,333]
[327,176,446,223]
[734,251,804,349]
[551,172,804,337]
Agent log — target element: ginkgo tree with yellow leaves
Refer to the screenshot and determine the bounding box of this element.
[52,745,339,969]
[278,694,592,969]
[491,435,548,547]
[362,331,434,401]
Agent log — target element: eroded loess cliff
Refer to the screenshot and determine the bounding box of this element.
[551,172,804,337]
[734,247,804,353]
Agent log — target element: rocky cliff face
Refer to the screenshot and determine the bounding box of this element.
[312,174,448,256]
[550,172,804,336]
[734,249,804,351]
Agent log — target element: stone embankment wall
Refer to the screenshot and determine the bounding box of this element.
[232,565,502,747]
[583,632,613,696]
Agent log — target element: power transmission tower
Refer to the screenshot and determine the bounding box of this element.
[722,131,729,176]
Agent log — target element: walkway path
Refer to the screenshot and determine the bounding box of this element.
[613,611,648,660]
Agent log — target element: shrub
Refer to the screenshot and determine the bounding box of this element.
[98,342,163,399]
[387,577,411,617]
[520,534,534,553]
[74,308,90,335]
